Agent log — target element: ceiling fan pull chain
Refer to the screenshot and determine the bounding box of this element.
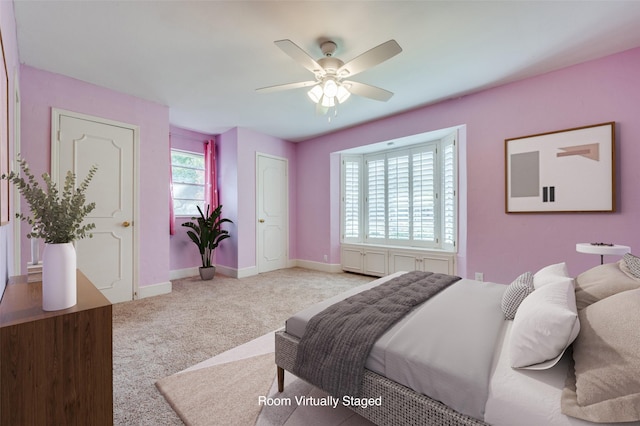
[328,105,339,123]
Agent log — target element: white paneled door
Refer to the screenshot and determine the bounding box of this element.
[257,154,288,273]
[53,109,137,303]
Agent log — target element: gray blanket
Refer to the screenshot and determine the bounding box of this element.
[292,270,461,398]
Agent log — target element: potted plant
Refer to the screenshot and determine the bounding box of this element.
[182,204,233,280]
[2,157,97,310]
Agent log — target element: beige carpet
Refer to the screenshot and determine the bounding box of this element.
[156,353,277,426]
[113,268,373,425]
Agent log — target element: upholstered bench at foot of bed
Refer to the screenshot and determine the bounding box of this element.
[274,330,488,426]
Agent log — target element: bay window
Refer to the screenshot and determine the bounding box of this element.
[341,132,457,251]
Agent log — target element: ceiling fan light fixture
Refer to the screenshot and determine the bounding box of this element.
[322,78,338,98]
[307,85,323,103]
[321,94,335,108]
[336,84,351,104]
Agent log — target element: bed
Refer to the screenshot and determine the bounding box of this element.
[275,255,640,426]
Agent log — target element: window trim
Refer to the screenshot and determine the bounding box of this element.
[341,155,363,244]
[171,148,206,217]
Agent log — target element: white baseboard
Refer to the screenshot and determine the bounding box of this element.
[138,281,172,299]
[170,267,199,281]
[230,261,342,277]
[170,265,241,280]
[235,265,255,278]
[214,264,243,278]
[170,262,344,282]
[294,259,343,273]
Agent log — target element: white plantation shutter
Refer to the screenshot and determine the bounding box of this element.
[387,152,410,240]
[412,147,437,244]
[442,134,457,250]
[341,131,457,251]
[366,156,386,241]
[342,156,362,241]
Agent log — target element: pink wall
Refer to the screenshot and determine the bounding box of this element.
[216,128,239,269]
[9,19,639,286]
[217,127,297,274]
[297,47,640,284]
[19,65,171,289]
[169,125,216,272]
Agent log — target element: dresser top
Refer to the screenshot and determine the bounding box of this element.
[0,270,111,327]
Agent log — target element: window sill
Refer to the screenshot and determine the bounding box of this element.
[341,242,456,254]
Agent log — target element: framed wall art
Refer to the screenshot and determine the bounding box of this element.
[505,122,615,213]
[0,30,9,225]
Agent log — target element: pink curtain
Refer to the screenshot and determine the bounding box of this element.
[169,135,176,235]
[205,138,219,209]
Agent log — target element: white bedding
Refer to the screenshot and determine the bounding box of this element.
[286,272,640,426]
[486,321,640,426]
[288,272,505,420]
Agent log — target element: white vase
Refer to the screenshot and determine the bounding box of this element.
[42,242,77,311]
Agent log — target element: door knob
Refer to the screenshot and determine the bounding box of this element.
[259,219,265,223]
[122,221,131,227]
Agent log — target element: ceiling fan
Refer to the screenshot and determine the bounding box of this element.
[256,39,402,116]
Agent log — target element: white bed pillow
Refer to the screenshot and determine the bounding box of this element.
[533,262,570,289]
[509,277,580,370]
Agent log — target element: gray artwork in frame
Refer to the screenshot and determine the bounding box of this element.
[505,122,615,213]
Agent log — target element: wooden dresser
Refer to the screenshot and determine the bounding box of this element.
[0,271,113,425]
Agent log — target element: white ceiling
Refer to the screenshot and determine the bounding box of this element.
[13,1,640,142]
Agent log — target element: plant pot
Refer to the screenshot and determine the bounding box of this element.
[199,266,216,281]
[42,242,77,311]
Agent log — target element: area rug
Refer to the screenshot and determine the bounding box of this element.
[156,352,277,426]
[157,331,373,426]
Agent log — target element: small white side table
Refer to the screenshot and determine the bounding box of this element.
[576,243,631,265]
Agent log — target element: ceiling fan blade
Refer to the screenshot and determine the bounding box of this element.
[338,40,402,78]
[256,81,318,93]
[343,81,394,102]
[274,39,324,75]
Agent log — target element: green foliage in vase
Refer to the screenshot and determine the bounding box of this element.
[2,157,98,243]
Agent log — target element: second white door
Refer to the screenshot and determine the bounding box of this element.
[257,154,288,273]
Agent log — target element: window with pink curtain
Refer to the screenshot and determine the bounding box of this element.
[205,138,219,209]
[169,137,216,235]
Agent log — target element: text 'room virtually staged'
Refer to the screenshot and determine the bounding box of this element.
[1,1,640,426]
